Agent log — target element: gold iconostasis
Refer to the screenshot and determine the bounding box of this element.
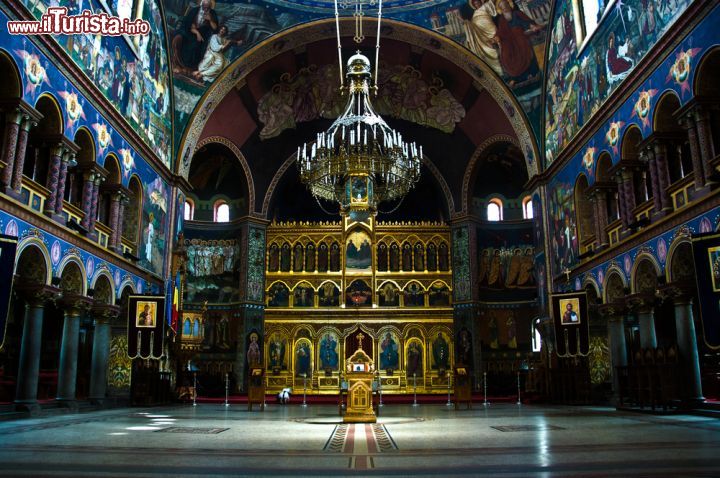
[263,218,455,394]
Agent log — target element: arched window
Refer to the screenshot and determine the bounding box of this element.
[214,201,229,222]
[487,198,503,221]
[522,196,533,219]
[184,199,194,221]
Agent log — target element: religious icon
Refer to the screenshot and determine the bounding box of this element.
[346,280,372,307]
[432,332,450,371]
[247,332,261,366]
[346,231,372,271]
[136,301,156,328]
[295,340,312,377]
[319,333,339,370]
[406,340,423,378]
[379,282,400,307]
[708,246,720,292]
[560,298,581,324]
[379,332,399,370]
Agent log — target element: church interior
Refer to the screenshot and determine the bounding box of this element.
[0,0,719,475]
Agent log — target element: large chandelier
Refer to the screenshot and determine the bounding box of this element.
[297,0,422,214]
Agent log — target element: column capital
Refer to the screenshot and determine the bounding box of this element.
[625,292,657,313]
[15,283,62,307]
[598,302,626,320]
[58,293,93,316]
[657,282,695,305]
[0,97,42,125]
[91,303,121,322]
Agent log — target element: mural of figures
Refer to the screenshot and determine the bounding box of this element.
[293,243,304,272]
[506,314,517,349]
[548,180,578,274]
[330,242,341,271]
[346,231,372,271]
[346,280,372,307]
[545,0,692,164]
[257,62,466,141]
[293,283,314,307]
[280,243,291,271]
[406,339,423,378]
[268,243,279,271]
[20,0,172,166]
[139,177,169,276]
[428,282,451,306]
[295,340,312,377]
[268,333,287,370]
[216,317,230,349]
[457,329,473,366]
[404,282,425,307]
[267,282,290,307]
[318,243,329,272]
[318,282,340,306]
[318,332,339,371]
[247,332,261,366]
[379,282,400,307]
[432,332,450,371]
[489,315,499,349]
[379,331,400,371]
[184,239,240,303]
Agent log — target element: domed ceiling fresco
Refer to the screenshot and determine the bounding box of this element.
[168,0,553,152]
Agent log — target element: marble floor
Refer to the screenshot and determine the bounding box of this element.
[0,402,719,477]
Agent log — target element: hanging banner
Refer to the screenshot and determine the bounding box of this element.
[0,234,18,350]
[691,232,720,349]
[127,295,165,359]
[551,291,589,356]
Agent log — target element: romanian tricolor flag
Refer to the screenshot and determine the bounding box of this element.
[165,274,181,334]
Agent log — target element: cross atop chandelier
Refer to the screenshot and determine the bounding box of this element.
[296,0,423,216]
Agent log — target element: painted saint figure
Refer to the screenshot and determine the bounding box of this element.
[432,333,449,371]
[406,341,423,377]
[296,342,311,377]
[193,25,242,83]
[247,333,260,366]
[606,33,634,84]
[380,332,399,370]
[319,334,339,370]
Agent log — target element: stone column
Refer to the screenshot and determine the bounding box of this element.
[89,305,119,404]
[628,294,657,349]
[53,153,72,218]
[680,111,707,194]
[56,295,92,408]
[10,118,37,196]
[616,169,635,233]
[0,110,23,188]
[601,304,627,406]
[666,287,704,403]
[115,195,127,251]
[593,189,609,246]
[43,143,65,216]
[652,142,672,213]
[107,190,121,251]
[644,147,664,219]
[87,175,103,238]
[14,284,59,414]
[79,170,96,230]
[693,106,716,185]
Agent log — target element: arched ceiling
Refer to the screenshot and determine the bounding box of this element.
[186,25,537,219]
[169,1,552,164]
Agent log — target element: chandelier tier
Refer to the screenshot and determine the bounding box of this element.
[296,0,422,214]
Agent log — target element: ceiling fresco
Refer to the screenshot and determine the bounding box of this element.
[168,0,553,156]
